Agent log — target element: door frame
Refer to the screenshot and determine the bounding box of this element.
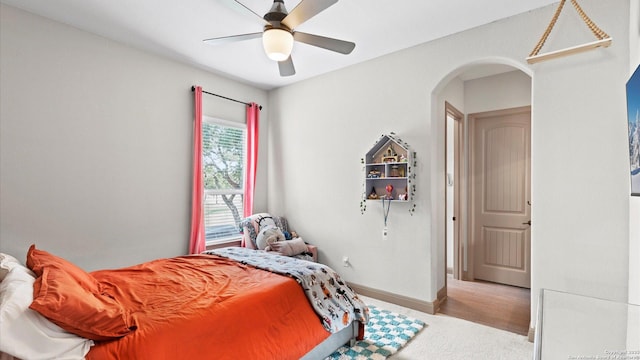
[444,102,465,282]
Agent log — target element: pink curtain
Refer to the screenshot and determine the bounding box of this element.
[189,86,205,254]
[243,103,259,218]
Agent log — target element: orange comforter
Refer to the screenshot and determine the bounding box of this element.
[86,254,330,360]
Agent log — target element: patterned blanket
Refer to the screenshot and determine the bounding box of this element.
[205,247,369,333]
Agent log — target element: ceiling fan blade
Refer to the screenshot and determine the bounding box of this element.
[281,0,338,29]
[221,0,270,26]
[203,32,262,45]
[293,32,355,54]
[278,56,296,77]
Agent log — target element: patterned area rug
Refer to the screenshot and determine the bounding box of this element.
[325,305,426,360]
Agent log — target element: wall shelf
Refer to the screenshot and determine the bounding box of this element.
[362,133,416,205]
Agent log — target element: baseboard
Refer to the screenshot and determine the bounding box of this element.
[435,286,447,313]
[348,282,438,315]
[528,327,535,343]
[437,286,447,301]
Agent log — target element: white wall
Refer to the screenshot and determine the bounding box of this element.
[532,0,629,310]
[268,0,631,323]
[629,0,640,307]
[0,5,268,270]
[464,70,532,114]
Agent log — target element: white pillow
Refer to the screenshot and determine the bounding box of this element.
[0,253,32,282]
[0,266,93,360]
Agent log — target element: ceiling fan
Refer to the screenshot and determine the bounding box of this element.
[204,0,355,77]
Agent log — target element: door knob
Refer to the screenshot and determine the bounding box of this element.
[522,220,531,225]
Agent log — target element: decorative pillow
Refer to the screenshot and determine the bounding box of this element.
[272,216,289,234]
[0,266,92,359]
[1,253,33,282]
[256,226,285,250]
[239,213,275,249]
[26,245,137,341]
[268,237,309,257]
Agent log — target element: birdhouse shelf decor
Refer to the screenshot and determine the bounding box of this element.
[360,133,416,216]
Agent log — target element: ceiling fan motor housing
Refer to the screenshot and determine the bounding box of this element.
[264,0,288,23]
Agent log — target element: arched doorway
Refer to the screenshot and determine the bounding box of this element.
[431,60,534,338]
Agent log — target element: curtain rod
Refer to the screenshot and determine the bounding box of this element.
[191,86,262,110]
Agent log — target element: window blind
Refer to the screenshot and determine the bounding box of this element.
[202,118,245,242]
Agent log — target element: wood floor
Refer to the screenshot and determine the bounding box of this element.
[438,274,531,336]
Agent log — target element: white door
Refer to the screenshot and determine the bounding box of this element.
[471,107,531,288]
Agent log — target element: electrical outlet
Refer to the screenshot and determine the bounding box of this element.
[382,226,388,241]
[342,256,349,267]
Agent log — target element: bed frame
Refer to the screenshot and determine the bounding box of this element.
[302,320,361,359]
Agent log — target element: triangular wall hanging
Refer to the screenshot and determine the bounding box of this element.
[526,0,612,64]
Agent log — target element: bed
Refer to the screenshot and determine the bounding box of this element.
[0,245,368,360]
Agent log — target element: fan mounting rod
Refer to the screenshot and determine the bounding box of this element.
[264,0,288,23]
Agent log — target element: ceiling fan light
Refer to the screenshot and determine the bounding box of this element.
[262,28,293,61]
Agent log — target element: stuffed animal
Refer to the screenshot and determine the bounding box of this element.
[256,225,285,250]
[267,237,308,256]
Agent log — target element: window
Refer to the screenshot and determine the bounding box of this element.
[202,116,245,244]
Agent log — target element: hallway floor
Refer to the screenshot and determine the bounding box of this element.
[438,274,531,336]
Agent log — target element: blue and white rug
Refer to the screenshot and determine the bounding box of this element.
[325,305,426,360]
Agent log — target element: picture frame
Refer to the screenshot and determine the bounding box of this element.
[627,64,640,196]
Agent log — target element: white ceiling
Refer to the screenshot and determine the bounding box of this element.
[1,0,557,89]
